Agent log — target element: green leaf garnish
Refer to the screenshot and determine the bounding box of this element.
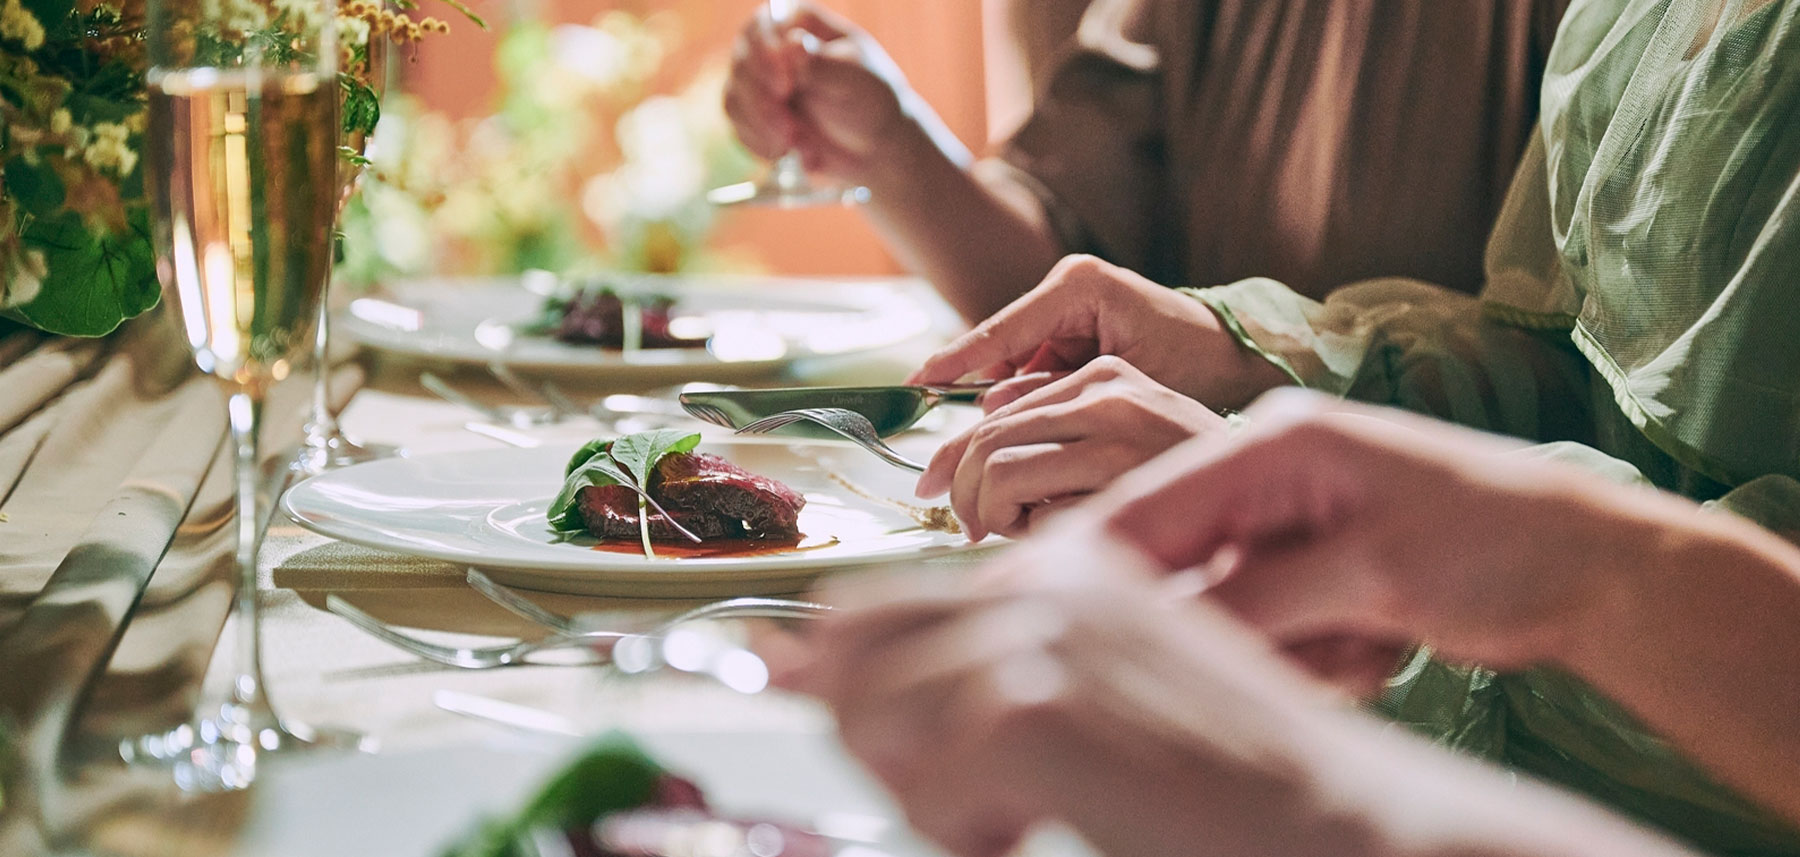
[547,430,705,557]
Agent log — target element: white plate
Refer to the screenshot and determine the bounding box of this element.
[339,274,934,379]
[212,733,947,857]
[281,439,990,596]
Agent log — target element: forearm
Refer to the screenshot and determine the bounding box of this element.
[860,114,1065,324]
[1061,707,1700,857]
[1560,497,1800,825]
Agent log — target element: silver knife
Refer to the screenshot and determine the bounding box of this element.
[432,689,586,737]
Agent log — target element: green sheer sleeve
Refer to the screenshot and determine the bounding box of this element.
[1180,276,1596,446]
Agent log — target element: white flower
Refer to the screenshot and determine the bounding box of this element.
[601,96,704,221]
[83,122,137,176]
[336,15,371,50]
[273,0,324,26]
[551,24,629,87]
[0,0,45,50]
[3,249,47,309]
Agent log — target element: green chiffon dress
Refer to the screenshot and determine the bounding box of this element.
[1184,0,1800,852]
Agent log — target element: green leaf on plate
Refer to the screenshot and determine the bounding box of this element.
[610,429,700,489]
[546,430,705,553]
[563,438,614,477]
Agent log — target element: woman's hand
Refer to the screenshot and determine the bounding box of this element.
[723,3,925,186]
[908,255,1288,410]
[776,539,1366,857]
[917,356,1229,541]
[1076,389,1659,685]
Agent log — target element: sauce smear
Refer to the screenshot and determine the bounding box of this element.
[591,533,840,559]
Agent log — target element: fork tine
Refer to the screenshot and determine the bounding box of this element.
[466,568,579,634]
[741,408,927,472]
[678,398,738,429]
[326,594,604,669]
[539,382,587,420]
[735,413,805,435]
[421,372,508,422]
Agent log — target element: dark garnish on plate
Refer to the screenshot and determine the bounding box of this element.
[440,734,696,857]
[549,430,807,558]
[520,285,705,349]
[444,733,831,857]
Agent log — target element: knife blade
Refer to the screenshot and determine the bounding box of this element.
[678,383,991,438]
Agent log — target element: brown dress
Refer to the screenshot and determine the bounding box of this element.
[983,0,1571,298]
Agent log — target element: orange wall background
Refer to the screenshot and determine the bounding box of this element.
[399,0,993,277]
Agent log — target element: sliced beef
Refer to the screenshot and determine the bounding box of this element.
[574,453,805,542]
[655,453,805,539]
[576,485,736,541]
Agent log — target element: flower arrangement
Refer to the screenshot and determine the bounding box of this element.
[0,0,477,336]
[337,9,757,285]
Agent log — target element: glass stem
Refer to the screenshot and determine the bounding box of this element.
[771,151,808,194]
[305,296,335,448]
[227,390,270,709]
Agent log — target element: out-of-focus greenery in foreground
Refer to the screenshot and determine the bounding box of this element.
[441,733,664,857]
[340,10,758,286]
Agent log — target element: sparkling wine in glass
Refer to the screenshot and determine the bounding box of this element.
[707,0,869,208]
[294,38,399,476]
[125,0,365,791]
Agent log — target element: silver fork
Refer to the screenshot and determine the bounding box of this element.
[736,407,927,472]
[326,592,831,670]
[327,594,614,668]
[466,568,581,634]
[681,399,736,430]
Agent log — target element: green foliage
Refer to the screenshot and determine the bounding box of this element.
[432,0,485,31]
[1,208,159,337]
[547,430,704,556]
[2,0,467,337]
[341,72,381,138]
[441,734,665,857]
[21,0,75,40]
[4,158,66,214]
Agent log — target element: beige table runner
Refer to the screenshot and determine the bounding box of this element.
[0,281,973,856]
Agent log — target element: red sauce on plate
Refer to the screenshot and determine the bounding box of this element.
[590,533,840,559]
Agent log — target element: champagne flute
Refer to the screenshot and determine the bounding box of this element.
[293,36,399,476]
[126,0,363,791]
[707,0,869,208]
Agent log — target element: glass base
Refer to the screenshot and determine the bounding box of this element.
[118,702,372,793]
[706,178,869,209]
[292,430,401,477]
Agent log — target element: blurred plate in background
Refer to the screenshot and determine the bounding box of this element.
[338,274,934,382]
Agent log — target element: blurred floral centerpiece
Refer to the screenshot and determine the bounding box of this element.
[0,0,471,336]
[340,9,754,284]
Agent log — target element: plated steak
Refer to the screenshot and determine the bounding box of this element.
[553,290,698,349]
[576,452,805,541]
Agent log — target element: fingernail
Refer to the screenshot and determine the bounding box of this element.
[915,470,947,498]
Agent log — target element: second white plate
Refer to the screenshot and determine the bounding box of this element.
[339,274,934,380]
